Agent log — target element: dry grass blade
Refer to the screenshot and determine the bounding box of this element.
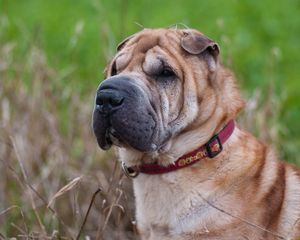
[97,187,124,238]
[0,205,28,236]
[47,176,83,208]
[133,22,144,29]
[10,136,46,234]
[76,188,102,240]
[1,32,135,239]
[10,223,26,235]
[1,156,74,237]
[0,205,21,217]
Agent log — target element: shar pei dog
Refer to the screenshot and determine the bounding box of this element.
[92,28,300,240]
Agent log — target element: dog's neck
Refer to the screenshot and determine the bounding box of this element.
[126,120,235,176]
[117,110,229,168]
[158,111,230,165]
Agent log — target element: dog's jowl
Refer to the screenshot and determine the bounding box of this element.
[93,28,300,240]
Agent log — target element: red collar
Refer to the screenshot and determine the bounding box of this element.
[122,120,235,178]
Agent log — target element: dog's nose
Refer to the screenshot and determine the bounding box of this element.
[95,90,124,114]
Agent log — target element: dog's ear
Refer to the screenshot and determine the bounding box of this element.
[117,34,135,51]
[181,31,219,71]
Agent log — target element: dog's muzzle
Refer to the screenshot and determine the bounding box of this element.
[93,76,158,152]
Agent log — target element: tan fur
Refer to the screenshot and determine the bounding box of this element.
[106,28,300,239]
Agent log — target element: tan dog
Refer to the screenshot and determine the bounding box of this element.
[93,28,300,240]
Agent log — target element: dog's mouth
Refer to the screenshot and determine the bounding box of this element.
[94,109,159,152]
[105,127,124,148]
[94,114,127,150]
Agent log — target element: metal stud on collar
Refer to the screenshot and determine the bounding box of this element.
[121,162,139,178]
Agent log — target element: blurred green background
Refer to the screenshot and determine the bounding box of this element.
[0,0,300,239]
[1,0,300,144]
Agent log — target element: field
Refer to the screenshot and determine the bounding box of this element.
[0,0,300,239]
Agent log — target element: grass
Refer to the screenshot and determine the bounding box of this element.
[0,0,299,239]
[0,57,137,239]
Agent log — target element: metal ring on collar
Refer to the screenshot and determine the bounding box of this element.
[121,162,139,178]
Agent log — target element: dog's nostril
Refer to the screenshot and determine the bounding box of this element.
[96,90,124,112]
[109,96,123,107]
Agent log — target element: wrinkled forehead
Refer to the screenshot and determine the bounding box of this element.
[126,28,182,52]
[113,29,184,72]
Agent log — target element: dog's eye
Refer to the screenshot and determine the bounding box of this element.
[160,68,175,78]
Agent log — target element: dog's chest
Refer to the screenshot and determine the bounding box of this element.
[133,173,236,238]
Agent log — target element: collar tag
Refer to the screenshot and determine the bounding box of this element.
[205,134,223,158]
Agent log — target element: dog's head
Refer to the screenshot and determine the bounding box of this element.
[93,28,244,164]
